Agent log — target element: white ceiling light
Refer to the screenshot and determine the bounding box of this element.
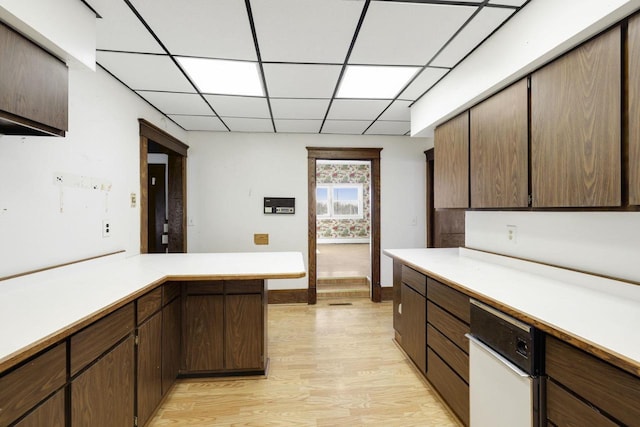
[177,57,264,96]
[337,65,420,99]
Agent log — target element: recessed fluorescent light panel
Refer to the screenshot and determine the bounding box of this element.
[337,65,420,99]
[177,57,264,96]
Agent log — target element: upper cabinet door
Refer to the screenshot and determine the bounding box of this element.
[435,112,469,209]
[531,26,621,207]
[629,15,640,205]
[470,79,529,208]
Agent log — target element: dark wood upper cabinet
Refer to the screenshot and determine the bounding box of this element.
[0,22,68,137]
[629,14,640,205]
[434,112,470,209]
[470,79,529,208]
[531,26,621,207]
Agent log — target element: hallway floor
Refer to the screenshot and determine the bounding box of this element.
[148,299,459,426]
[317,243,371,298]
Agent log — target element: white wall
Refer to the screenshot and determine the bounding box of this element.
[0,66,185,278]
[186,132,430,290]
[466,211,640,283]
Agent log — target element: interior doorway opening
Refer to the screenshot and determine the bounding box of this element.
[307,147,382,304]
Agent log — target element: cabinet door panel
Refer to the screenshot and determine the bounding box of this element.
[470,79,528,208]
[629,14,640,205]
[137,312,163,427]
[400,283,426,373]
[184,295,224,371]
[225,294,263,370]
[14,389,65,427]
[162,297,181,394]
[531,27,621,207]
[435,112,469,208]
[71,336,134,427]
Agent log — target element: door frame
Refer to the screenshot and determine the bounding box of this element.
[307,147,383,304]
[139,119,189,253]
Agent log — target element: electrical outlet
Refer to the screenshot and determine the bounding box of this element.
[507,225,517,244]
[103,220,111,238]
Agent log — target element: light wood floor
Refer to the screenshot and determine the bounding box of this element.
[316,244,370,278]
[148,299,460,426]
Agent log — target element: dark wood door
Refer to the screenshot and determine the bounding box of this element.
[629,14,640,205]
[400,283,426,374]
[147,163,167,253]
[434,112,469,209]
[531,26,621,207]
[470,79,529,208]
[184,295,224,371]
[137,312,162,427]
[225,294,263,370]
[162,297,181,395]
[71,336,135,427]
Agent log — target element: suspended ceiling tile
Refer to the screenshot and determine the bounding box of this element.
[89,0,163,53]
[97,51,194,92]
[275,119,322,134]
[321,120,370,135]
[204,95,270,118]
[489,0,528,6]
[263,64,341,98]
[430,7,516,68]
[400,67,449,100]
[270,99,331,120]
[378,100,412,121]
[137,91,212,115]
[251,0,363,63]
[326,99,389,121]
[168,115,227,131]
[128,0,257,60]
[224,117,274,133]
[350,2,477,65]
[365,120,410,136]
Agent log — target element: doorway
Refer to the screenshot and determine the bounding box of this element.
[307,147,382,304]
[147,162,167,253]
[139,119,189,253]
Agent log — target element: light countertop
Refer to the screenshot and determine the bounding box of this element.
[0,251,306,372]
[384,247,640,376]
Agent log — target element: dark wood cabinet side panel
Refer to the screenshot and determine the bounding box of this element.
[426,348,469,426]
[426,278,470,324]
[546,379,619,427]
[71,336,135,427]
[427,324,469,383]
[225,294,263,370]
[546,336,640,427]
[427,301,469,353]
[400,283,427,374]
[137,313,163,427]
[392,259,403,338]
[0,22,68,131]
[434,112,470,209]
[137,288,162,324]
[470,79,529,208]
[629,14,640,205]
[162,298,181,395]
[531,26,621,207]
[70,303,135,375]
[0,343,66,426]
[14,389,65,427]
[184,295,224,371]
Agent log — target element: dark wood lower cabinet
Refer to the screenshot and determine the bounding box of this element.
[137,312,163,427]
[426,348,469,426]
[184,294,225,372]
[162,296,182,394]
[546,379,619,427]
[225,293,263,370]
[71,336,135,427]
[400,283,426,374]
[14,390,65,427]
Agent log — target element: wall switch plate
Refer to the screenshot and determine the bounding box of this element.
[103,220,111,238]
[507,224,517,244]
[130,193,136,208]
[254,233,269,245]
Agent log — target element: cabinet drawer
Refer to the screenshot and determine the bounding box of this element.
[163,282,181,305]
[427,278,470,323]
[546,336,640,427]
[427,301,469,353]
[402,265,426,296]
[225,279,264,294]
[137,288,162,324]
[547,379,618,427]
[427,324,468,383]
[0,343,66,426]
[426,348,469,426]
[14,389,65,427]
[71,303,135,375]
[186,281,224,295]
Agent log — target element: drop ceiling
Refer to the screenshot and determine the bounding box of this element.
[87,0,529,135]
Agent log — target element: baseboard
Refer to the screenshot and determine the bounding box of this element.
[268,289,308,304]
[381,286,393,301]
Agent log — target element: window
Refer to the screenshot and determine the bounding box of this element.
[316,184,364,219]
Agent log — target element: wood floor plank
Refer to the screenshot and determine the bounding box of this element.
[148,299,460,426]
